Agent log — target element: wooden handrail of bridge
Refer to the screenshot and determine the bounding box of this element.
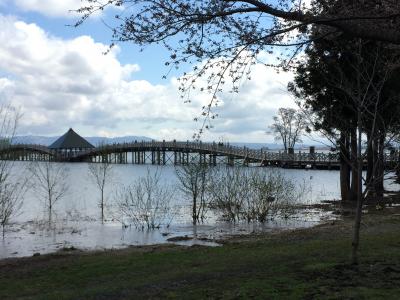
[1,141,398,166]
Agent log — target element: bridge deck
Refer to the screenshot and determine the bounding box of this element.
[0,141,398,169]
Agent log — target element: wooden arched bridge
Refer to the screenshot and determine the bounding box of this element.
[0,141,398,170]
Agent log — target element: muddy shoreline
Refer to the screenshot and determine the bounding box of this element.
[2,202,398,266]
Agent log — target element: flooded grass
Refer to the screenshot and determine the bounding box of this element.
[0,206,336,258]
[0,163,346,258]
[1,163,398,260]
[0,208,399,299]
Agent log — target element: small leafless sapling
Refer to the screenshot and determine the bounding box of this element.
[29,161,69,225]
[175,161,210,225]
[246,169,304,222]
[208,167,247,223]
[0,103,26,237]
[117,168,173,230]
[209,167,305,223]
[0,181,26,238]
[88,155,113,223]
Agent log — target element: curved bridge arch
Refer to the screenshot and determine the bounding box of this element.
[75,141,253,164]
[1,141,396,170]
[0,144,57,160]
[73,141,343,169]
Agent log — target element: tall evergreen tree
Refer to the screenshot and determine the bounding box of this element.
[289,1,400,264]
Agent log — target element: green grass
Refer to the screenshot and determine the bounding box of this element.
[0,216,399,299]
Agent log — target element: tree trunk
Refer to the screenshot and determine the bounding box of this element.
[397,150,400,183]
[350,126,359,202]
[340,132,351,201]
[351,110,364,265]
[374,133,385,200]
[101,189,104,223]
[366,131,373,186]
[192,195,197,225]
[48,208,52,226]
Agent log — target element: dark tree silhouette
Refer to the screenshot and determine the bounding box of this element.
[289,28,400,264]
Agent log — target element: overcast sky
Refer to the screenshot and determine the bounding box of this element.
[0,0,299,142]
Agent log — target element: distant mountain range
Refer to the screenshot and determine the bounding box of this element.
[13,135,153,146]
[13,135,327,151]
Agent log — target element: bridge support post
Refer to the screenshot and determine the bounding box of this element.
[243,157,249,167]
[227,156,234,166]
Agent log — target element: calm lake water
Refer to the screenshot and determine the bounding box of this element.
[0,161,397,259]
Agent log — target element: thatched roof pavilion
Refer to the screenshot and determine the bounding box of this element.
[48,128,94,153]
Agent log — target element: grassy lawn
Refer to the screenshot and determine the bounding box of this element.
[0,212,399,299]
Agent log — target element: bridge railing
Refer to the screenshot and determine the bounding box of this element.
[0,143,57,155]
[76,140,343,163]
[3,141,399,165]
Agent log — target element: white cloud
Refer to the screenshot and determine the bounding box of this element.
[0,14,297,142]
[8,0,110,18]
